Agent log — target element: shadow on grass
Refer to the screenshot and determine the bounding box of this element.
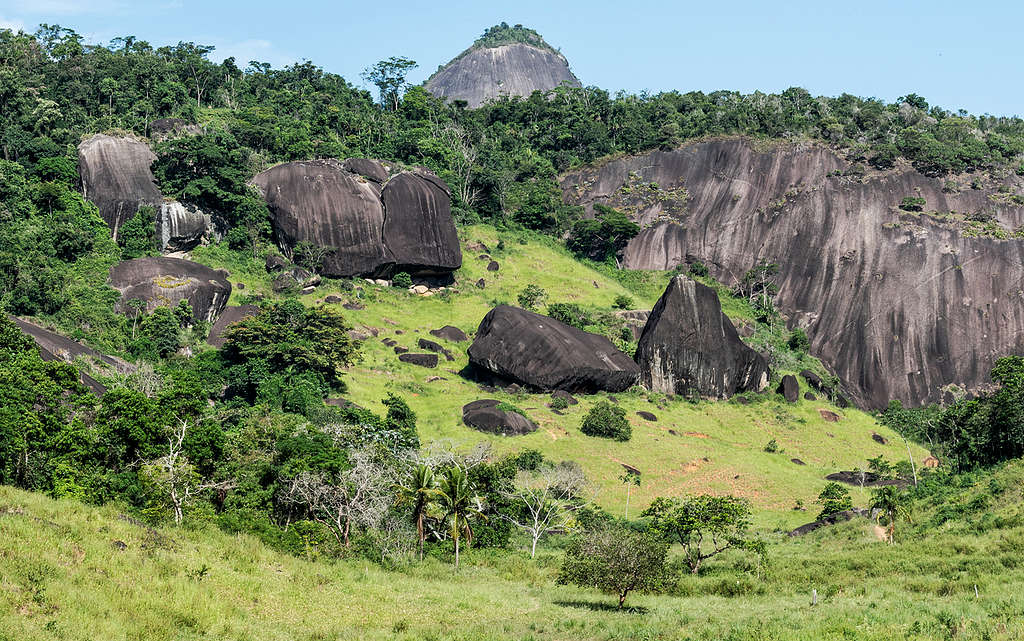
[554,600,648,614]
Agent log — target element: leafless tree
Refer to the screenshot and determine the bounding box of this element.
[281,447,396,548]
[499,461,590,558]
[141,417,231,524]
[418,440,492,470]
[435,122,480,210]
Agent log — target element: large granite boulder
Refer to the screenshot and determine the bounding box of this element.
[11,317,135,395]
[462,399,538,436]
[252,159,392,278]
[468,305,641,393]
[78,134,163,240]
[635,276,768,398]
[157,201,213,252]
[381,170,462,275]
[779,374,799,402]
[206,304,260,348]
[252,160,462,278]
[109,257,231,323]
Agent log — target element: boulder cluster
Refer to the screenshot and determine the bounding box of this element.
[251,160,461,279]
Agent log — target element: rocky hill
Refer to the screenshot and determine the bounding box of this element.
[425,24,580,107]
[561,137,1024,409]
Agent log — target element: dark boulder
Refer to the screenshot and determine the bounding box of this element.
[380,170,462,275]
[430,325,469,342]
[394,346,409,354]
[779,374,799,403]
[325,295,343,304]
[341,158,389,183]
[872,432,889,445]
[552,390,579,405]
[635,276,769,398]
[487,260,500,272]
[272,273,299,293]
[399,353,438,368]
[253,160,392,278]
[800,369,828,393]
[148,118,201,141]
[826,470,908,488]
[789,509,868,537]
[468,305,640,393]
[475,278,486,288]
[636,411,657,421]
[462,399,538,436]
[791,458,806,466]
[265,254,287,272]
[109,257,231,323]
[78,134,163,240]
[804,392,817,401]
[417,338,454,361]
[207,305,259,348]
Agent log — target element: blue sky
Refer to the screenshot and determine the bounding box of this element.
[0,0,1020,116]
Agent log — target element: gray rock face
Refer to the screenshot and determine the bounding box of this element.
[462,399,538,436]
[425,42,581,108]
[78,134,163,240]
[635,276,769,398]
[11,317,135,395]
[341,158,389,183]
[253,159,391,278]
[157,201,213,252]
[468,305,641,393]
[381,171,462,275]
[109,257,231,323]
[207,304,259,348]
[252,161,461,278]
[561,137,1024,408]
[148,118,202,142]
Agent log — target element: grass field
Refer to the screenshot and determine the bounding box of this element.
[191,225,927,528]
[2,461,1023,641]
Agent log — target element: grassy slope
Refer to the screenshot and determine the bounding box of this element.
[191,225,926,529]
[3,461,1023,641]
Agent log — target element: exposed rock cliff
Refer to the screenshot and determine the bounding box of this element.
[562,138,1024,408]
[157,202,213,252]
[468,305,640,393]
[635,276,769,398]
[425,38,580,108]
[381,170,461,275]
[78,134,163,239]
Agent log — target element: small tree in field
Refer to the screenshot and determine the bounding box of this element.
[816,482,853,520]
[557,525,669,609]
[870,486,912,544]
[581,400,631,441]
[499,461,588,558]
[642,494,758,574]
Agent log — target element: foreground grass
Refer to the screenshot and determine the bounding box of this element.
[2,478,1023,641]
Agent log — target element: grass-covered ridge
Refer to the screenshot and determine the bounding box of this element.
[190,225,926,527]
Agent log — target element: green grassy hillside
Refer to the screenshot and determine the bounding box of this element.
[190,225,927,528]
[3,459,1022,641]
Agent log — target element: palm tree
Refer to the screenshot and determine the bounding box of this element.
[870,486,912,544]
[394,463,436,561]
[434,465,486,569]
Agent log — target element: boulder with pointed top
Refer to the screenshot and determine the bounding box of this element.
[109,257,231,323]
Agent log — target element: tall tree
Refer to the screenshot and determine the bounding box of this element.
[394,462,436,560]
[434,465,485,568]
[361,56,417,111]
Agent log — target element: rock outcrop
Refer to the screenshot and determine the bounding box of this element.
[78,134,163,239]
[462,399,539,436]
[157,202,213,252]
[430,325,469,342]
[11,317,135,395]
[252,160,461,278]
[148,118,202,142]
[381,171,462,275]
[109,257,231,323]
[425,39,580,108]
[207,304,259,348]
[634,276,768,398]
[561,137,1024,408]
[468,305,640,393]
[779,375,799,402]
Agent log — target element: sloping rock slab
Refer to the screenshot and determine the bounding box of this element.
[430,325,469,342]
[468,305,640,393]
[462,399,538,436]
[789,509,869,537]
[109,257,231,323]
[342,158,389,183]
[635,276,768,398]
[825,471,909,488]
[207,304,260,348]
[78,134,163,239]
[399,353,438,368]
[381,170,462,275]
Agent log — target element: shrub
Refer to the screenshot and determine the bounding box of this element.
[764,438,779,453]
[496,401,527,417]
[566,204,639,262]
[547,302,592,329]
[517,284,547,311]
[550,396,570,411]
[787,328,810,353]
[581,400,631,441]
[899,196,926,212]
[816,482,853,519]
[688,261,709,277]
[392,272,412,288]
[557,525,669,609]
[613,294,633,309]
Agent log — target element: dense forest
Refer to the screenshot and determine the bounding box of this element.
[3,21,1024,591]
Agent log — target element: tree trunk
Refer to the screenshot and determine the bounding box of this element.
[618,590,628,609]
[454,527,460,568]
